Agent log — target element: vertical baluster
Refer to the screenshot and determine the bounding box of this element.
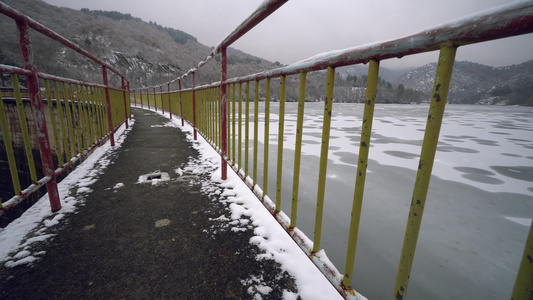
[238,82,243,170]
[82,86,93,146]
[0,92,21,196]
[275,75,286,213]
[393,43,457,300]
[168,83,172,119]
[343,59,380,288]
[153,87,157,112]
[232,83,236,165]
[245,81,250,179]
[12,74,37,183]
[62,82,76,158]
[140,87,144,109]
[160,85,165,115]
[511,220,533,300]
[263,78,271,200]
[253,80,259,188]
[44,80,63,166]
[53,82,69,159]
[312,66,335,253]
[290,72,307,228]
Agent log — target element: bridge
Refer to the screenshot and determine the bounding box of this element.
[1,1,533,299]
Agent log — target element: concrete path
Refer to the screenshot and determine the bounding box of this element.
[0,108,297,299]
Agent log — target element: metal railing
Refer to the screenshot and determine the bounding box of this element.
[133,1,533,299]
[0,2,131,215]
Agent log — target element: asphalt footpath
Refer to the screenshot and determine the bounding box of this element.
[0,108,297,299]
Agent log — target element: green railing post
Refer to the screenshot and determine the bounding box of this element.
[0,93,21,196]
[232,83,236,164]
[312,66,335,253]
[511,220,533,300]
[54,81,70,160]
[263,78,271,200]
[62,82,76,158]
[238,82,242,169]
[275,75,286,213]
[12,74,37,183]
[290,72,307,228]
[253,80,259,188]
[245,81,250,179]
[44,80,63,166]
[393,43,457,300]
[343,59,380,289]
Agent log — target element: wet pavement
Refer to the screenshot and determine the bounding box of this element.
[0,108,297,299]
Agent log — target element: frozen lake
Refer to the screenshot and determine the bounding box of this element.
[243,102,533,299]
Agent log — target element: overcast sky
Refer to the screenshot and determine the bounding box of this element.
[42,0,533,70]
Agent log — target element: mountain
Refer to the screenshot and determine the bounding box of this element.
[393,60,533,105]
[0,0,278,89]
[1,0,531,105]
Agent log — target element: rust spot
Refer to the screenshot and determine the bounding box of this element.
[433,92,441,102]
[396,290,404,300]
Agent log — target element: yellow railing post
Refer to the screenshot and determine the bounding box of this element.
[70,84,82,153]
[12,74,37,183]
[275,75,286,213]
[0,93,21,196]
[96,87,105,140]
[393,43,457,300]
[90,86,100,141]
[253,80,259,187]
[82,85,92,147]
[245,81,250,179]
[511,220,533,300]
[76,84,87,149]
[238,82,242,169]
[312,66,335,253]
[232,83,236,164]
[62,82,76,159]
[290,72,307,228]
[343,59,380,289]
[53,81,69,160]
[263,78,271,200]
[216,87,220,147]
[44,80,63,166]
[210,88,215,143]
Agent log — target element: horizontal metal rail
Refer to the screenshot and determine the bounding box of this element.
[133,1,533,299]
[0,63,107,88]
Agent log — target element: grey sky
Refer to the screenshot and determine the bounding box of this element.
[42,0,533,70]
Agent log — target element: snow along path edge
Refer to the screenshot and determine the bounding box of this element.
[159,109,347,300]
[0,118,135,266]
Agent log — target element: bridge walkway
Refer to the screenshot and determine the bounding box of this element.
[0,107,296,299]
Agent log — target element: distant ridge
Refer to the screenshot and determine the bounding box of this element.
[394,60,533,105]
